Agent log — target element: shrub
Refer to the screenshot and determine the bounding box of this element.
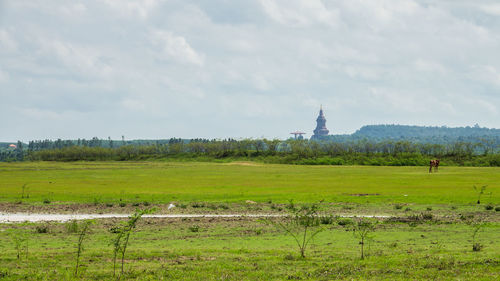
[119,203,126,207]
[404,207,412,212]
[179,204,187,209]
[394,204,403,210]
[35,225,49,233]
[337,218,353,226]
[42,198,51,204]
[191,202,204,208]
[106,203,114,207]
[319,216,334,225]
[495,207,500,212]
[189,225,200,233]
[485,204,494,211]
[426,207,432,211]
[218,204,229,210]
[132,202,140,207]
[143,201,151,206]
[66,220,79,233]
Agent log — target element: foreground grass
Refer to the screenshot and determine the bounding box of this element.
[0,217,499,280]
[0,161,499,205]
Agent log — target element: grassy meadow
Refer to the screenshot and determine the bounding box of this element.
[0,161,499,205]
[0,161,499,280]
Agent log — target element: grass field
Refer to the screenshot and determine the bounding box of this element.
[0,161,499,280]
[0,161,499,205]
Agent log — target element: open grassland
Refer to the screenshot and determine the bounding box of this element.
[0,161,499,280]
[0,161,499,206]
[0,217,499,280]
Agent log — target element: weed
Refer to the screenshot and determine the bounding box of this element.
[426,207,433,211]
[111,208,156,277]
[179,204,187,209]
[485,204,494,211]
[451,206,457,210]
[43,198,51,204]
[35,225,49,234]
[119,202,126,207]
[254,228,263,235]
[473,185,488,204]
[404,207,412,212]
[394,204,403,210]
[495,206,500,212]
[191,202,205,208]
[319,215,334,225]
[93,197,101,205]
[337,218,353,226]
[21,183,29,199]
[75,220,94,276]
[208,204,217,210]
[106,203,114,207]
[265,204,323,258]
[189,225,200,233]
[66,220,79,234]
[10,229,28,260]
[132,202,140,207]
[143,201,151,206]
[218,204,229,210]
[353,218,377,259]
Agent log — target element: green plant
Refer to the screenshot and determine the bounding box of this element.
[495,206,500,212]
[66,220,79,234]
[337,218,353,226]
[319,215,334,225]
[189,225,200,232]
[119,202,126,207]
[111,208,155,277]
[42,198,51,204]
[394,204,403,210]
[10,229,28,260]
[473,185,488,204]
[471,222,484,252]
[21,183,29,199]
[353,218,377,259]
[426,207,432,211]
[485,204,494,211]
[75,220,94,276]
[35,225,49,233]
[106,203,114,207]
[265,204,323,258]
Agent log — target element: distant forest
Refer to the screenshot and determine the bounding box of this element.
[1,125,499,166]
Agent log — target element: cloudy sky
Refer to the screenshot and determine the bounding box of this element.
[1,0,499,141]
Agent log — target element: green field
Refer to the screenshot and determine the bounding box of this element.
[0,161,499,280]
[0,161,499,205]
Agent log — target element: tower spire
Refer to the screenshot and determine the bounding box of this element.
[312,106,329,139]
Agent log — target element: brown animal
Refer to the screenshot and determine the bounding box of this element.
[429,159,440,173]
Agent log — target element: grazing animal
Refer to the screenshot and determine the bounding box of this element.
[429,159,440,173]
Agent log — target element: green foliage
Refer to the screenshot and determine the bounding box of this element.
[265,204,323,258]
[353,218,377,259]
[188,225,200,233]
[9,229,28,260]
[75,220,94,276]
[473,185,488,204]
[35,225,49,234]
[111,208,156,277]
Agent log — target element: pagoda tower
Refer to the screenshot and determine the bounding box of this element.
[312,106,329,139]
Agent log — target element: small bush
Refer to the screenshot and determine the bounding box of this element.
[472,243,483,252]
[143,201,151,206]
[132,202,140,207]
[426,207,433,211]
[495,207,500,212]
[106,203,114,207]
[319,216,334,225]
[191,202,205,208]
[119,202,126,207]
[337,218,353,226]
[43,198,51,204]
[189,225,200,233]
[179,204,187,209]
[35,225,49,233]
[485,204,494,211]
[218,204,229,210]
[404,207,412,212]
[451,206,458,210]
[208,204,217,210]
[394,204,403,210]
[254,228,263,235]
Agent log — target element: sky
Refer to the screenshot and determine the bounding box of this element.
[0,0,499,141]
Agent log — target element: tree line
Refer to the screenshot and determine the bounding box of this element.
[1,137,497,166]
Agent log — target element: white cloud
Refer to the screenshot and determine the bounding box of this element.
[150,30,204,66]
[479,4,500,16]
[259,0,339,27]
[102,0,160,19]
[0,29,17,52]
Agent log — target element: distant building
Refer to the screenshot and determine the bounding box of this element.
[8,144,17,149]
[312,106,329,139]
